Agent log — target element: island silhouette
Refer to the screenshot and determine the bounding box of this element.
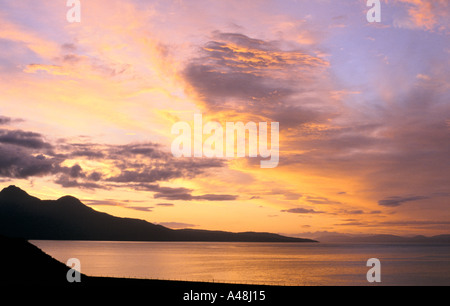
[0,185,316,242]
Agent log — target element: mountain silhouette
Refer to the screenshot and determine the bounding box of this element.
[0,185,316,242]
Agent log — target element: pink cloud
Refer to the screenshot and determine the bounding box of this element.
[394,0,449,31]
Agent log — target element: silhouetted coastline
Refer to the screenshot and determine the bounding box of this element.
[0,185,316,243]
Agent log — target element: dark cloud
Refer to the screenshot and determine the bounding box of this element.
[126,183,238,202]
[51,163,101,186]
[61,54,82,64]
[134,183,191,194]
[54,175,103,189]
[69,164,84,178]
[192,194,238,201]
[0,144,56,178]
[306,196,342,205]
[47,141,227,190]
[378,196,430,207]
[276,82,450,207]
[71,149,105,158]
[370,210,382,214]
[282,206,370,215]
[156,203,175,207]
[82,199,153,212]
[126,206,153,212]
[0,116,23,125]
[203,32,328,71]
[88,171,102,181]
[152,190,196,201]
[183,31,330,126]
[153,191,237,202]
[0,129,52,149]
[61,43,77,52]
[185,63,293,105]
[108,143,165,159]
[271,105,329,129]
[106,169,183,183]
[0,116,12,125]
[281,208,324,214]
[283,192,303,201]
[106,157,225,184]
[331,209,381,216]
[335,221,364,226]
[341,210,364,215]
[0,125,231,202]
[100,143,225,184]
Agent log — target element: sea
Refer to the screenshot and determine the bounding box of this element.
[30,240,450,286]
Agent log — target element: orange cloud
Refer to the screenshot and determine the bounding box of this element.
[395,0,448,31]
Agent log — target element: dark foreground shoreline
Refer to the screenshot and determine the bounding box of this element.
[1,234,443,304]
[0,234,301,303]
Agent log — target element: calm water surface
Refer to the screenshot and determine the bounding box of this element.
[30,241,450,286]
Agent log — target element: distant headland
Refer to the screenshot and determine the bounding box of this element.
[0,185,316,243]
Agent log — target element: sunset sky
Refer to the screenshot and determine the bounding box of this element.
[0,0,449,237]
